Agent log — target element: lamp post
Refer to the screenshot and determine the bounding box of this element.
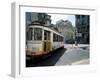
[75,27,78,46]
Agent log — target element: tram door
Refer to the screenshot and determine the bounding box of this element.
[43,30,51,53]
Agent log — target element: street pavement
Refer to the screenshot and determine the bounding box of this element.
[55,44,89,66]
[26,44,89,67]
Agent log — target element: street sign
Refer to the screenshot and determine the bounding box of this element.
[76,33,82,37]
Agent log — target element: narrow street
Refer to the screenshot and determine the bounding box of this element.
[26,44,89,67]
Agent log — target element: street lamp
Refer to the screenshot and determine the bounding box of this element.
[75,27,78,46]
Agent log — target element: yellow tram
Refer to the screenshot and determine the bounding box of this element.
[26,25,64,57]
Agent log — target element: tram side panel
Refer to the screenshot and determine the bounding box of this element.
[27,41,43,56]
[52,33,64,50]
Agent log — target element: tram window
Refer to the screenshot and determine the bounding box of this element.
[60,36,61,41]
[53,33,58,42]
[53,34,56,41]
[53,33,54,41]
[61,37,63,41]
[62,37,63,41]
[56,34,58,41]
[61,36,62,41]
[34,28,42,40]
[59,36,60,41]
[28,28,33,40]
[57,35,60,42]
[53,33,55,41]
[58,36,60,42]
[57,35,59,42]
[54,34,56,41]
[60,37,62,41]
[44,31,47,40]
[48,31,50,40]
[62,37,64,41]
[44,30,50,40]
[57,35,58,42]
[59,36,63,41]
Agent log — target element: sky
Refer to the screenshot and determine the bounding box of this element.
[48,14,75,27]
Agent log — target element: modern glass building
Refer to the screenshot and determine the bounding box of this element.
[75,15,90,44]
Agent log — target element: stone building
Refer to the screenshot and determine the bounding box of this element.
[26,12,51,27]
[55,20,74,43]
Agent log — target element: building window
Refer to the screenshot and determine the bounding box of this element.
[26,12,32,21]
[34,28,42,40]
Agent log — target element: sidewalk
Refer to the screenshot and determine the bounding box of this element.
[64,44,89,49]
[72,59,89,65]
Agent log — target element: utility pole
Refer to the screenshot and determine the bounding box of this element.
[75,27,78,46]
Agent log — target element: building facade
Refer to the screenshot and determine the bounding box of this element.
[55,20,74,43]
[75,15,90,44]
[26,12,51,27]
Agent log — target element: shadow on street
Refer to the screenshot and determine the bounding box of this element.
[26,48,66,67]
